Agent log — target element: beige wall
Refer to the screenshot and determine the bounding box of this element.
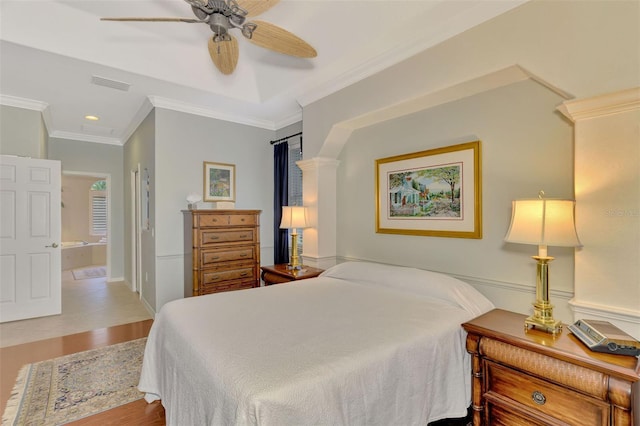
[0,104,47,158]
[335,79,577,321]
[301,0,639,329]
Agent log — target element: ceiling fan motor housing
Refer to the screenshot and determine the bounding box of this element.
[209,13,229,35]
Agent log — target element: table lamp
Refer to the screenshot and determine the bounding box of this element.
[504,191,582,334]
[279,206,308,270]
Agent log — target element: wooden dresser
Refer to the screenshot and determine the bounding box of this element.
[463,309,640,426]
[183,209,261,297]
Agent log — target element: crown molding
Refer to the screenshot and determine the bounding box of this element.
[49,130,122,145]
[557,87,640,122]
[1,94,123,145]
[121,98,155,145]
[148,96,277,131]
[296,0,529,108]
[0,94,48,111]
[274,110,302,129]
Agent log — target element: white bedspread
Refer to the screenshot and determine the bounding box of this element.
[139,262,494,425]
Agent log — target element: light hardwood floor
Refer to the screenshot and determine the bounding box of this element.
[0,319,166,425]
[0,268,164,424]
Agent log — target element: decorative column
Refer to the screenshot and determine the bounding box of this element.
[297,157,340,269]
[557,87,640,338]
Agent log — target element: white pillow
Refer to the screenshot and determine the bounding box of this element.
[320,261,494,317]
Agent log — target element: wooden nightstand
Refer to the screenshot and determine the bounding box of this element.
[462,309,640,426]
[260,264,324,286]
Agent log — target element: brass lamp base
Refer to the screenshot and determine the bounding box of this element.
[287,230,303,270]
[524,255,562,335]
[524,301,563,335]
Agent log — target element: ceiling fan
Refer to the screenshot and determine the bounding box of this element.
[101,0,317,75]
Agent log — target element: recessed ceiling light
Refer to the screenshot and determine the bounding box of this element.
[85,115,99,121]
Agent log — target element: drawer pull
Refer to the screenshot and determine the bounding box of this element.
[240,253,248,257]
[239,234,248,238]
[210,236,220,240]
[240,272,249,277]
[532,390,546,405]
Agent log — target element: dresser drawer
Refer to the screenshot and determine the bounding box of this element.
[485,361,610,425]
[198,214,257,227]
[202,267,255,285]
[202,247,255,265]
[200,229,255,245]
[200,278,256,294]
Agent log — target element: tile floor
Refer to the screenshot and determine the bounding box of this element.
[0,267,153,348]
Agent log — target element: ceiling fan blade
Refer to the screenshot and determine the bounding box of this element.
[101,17,203,23]
[245,20,316,58]
[235,0,280,17]
[208,35,239,75]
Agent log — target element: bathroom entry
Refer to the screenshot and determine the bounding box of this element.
[61,173,109,279]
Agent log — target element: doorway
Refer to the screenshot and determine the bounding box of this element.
[61,172,111,281]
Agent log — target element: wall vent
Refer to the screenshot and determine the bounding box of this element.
[91,75,131,92]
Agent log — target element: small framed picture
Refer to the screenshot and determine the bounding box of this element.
[203,162,235,202]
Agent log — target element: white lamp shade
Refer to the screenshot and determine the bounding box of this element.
[505,199,582,247]
[280,206,309,229]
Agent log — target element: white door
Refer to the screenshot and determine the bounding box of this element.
[0,155,62,323]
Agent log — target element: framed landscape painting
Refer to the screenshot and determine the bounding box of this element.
[203,162,236,202]
[375,141,482,238]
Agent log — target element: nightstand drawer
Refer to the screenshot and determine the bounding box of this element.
[486,398,553,426]
[485,361,610,425]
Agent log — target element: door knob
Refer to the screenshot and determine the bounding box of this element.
[46,243,59,248]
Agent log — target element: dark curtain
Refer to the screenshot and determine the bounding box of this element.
[273,141,289,264]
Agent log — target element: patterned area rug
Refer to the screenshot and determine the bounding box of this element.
[2,338,146,425]
[72,267,106,280]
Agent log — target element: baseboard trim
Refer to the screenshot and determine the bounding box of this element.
[140,297,156,319]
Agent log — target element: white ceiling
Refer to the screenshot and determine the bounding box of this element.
[0,0,527,145]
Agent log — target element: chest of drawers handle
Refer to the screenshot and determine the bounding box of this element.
[532,390,546,405]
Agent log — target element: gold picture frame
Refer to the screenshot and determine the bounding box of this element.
[375,141,482,238]
[203,162,236,202]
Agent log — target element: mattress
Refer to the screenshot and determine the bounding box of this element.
[138,261,494,425]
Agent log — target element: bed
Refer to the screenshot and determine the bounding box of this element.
[138,261,494,425]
